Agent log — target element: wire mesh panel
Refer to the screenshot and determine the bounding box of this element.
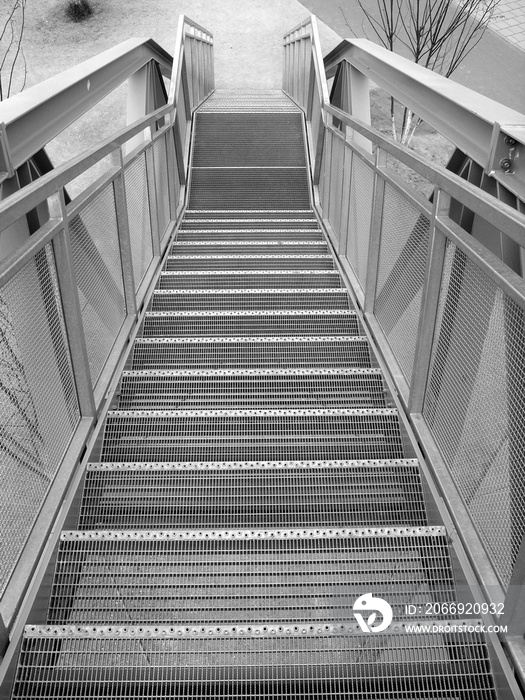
[69,184,127,384]
[152,134,171,238]
[0,245,80,594]
[423,242,525,587]
[374,183,431,384]
[345,154,374,291]
[124,153,154,289]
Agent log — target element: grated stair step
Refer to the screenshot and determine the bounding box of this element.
[116,368,384,409]
[48,528,453,625]
[79,459,427,530]
[141,310,361,337]
[14,624,496,698]
[170,241,329,255]
[130,336,373,370]
[164,255,335,271]
[158,270,344,289]
[100,408,404,462]
[149,289,351,312]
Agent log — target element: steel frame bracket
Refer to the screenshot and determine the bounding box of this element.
[487,121,525,191]
[0,123,14,183]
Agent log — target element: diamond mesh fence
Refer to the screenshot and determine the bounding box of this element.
[152,134,171,239]
[69,184,127,384]
[346,154,374,292]
[124,154,154,289]
[0,245,80,594]
[375,183,431,384]
[423,242,525,587]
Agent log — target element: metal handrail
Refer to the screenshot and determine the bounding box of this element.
[324,39,525,199]
[0,14,214,650]
[0,38,173,177]
[284,14,525,694]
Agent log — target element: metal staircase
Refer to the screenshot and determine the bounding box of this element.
[7,90,499,698]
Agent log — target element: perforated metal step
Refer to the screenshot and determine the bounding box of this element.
[48,527,452,625]
[116,368,383,409]
[164,255,335,271]
[100,409,404,462]
[15,624,496,699]
[149,289,350,313]
[170,242,328,255]
[80,459,426,530]
[130,336,372,370]
[159,270,343,289]
[141,310,360,337]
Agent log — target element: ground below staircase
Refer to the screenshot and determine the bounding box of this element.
[10,90,496,698]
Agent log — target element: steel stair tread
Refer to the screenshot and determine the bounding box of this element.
[158,270,344,289]
[170,242,329,255]
[164,256,335,271]
[130,336,373,370]
[15,623,496,698]
[115,369,385,409]
[141,311,361,338]
[48,528,452,625]
[99,409,404,462]
[149,289,351,312]
[80,458,426,530]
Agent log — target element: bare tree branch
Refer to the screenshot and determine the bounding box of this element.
[0,0,27,101]
[346,0,500,143]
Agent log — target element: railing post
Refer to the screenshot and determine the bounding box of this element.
[145,146,160,257]
[50,191,96,417]
[113,148,138,316]
[165,126,181,221]
[503,533,525,635]
[364,148,387,314]
[347,64,372,154]
[408,188,449,414]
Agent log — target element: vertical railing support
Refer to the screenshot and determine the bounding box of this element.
[50,190,96,417]
[347,63,372,154]
[408,189,449,413]
[165,127,181,221]
[113,148,138,316]
[503,533,525,635]
[145,147,161,257]
[364,148,387,314]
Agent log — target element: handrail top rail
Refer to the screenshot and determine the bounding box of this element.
[0,103,171,235]
[324,38,525,137]
[283,16,314,39]
[0,38,173,126]
[180,14,214,39]
[322,38,525,202]
[0,38,174,173]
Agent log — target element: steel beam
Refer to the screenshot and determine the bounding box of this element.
[0,39,173,171]
[324,39,525,201]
